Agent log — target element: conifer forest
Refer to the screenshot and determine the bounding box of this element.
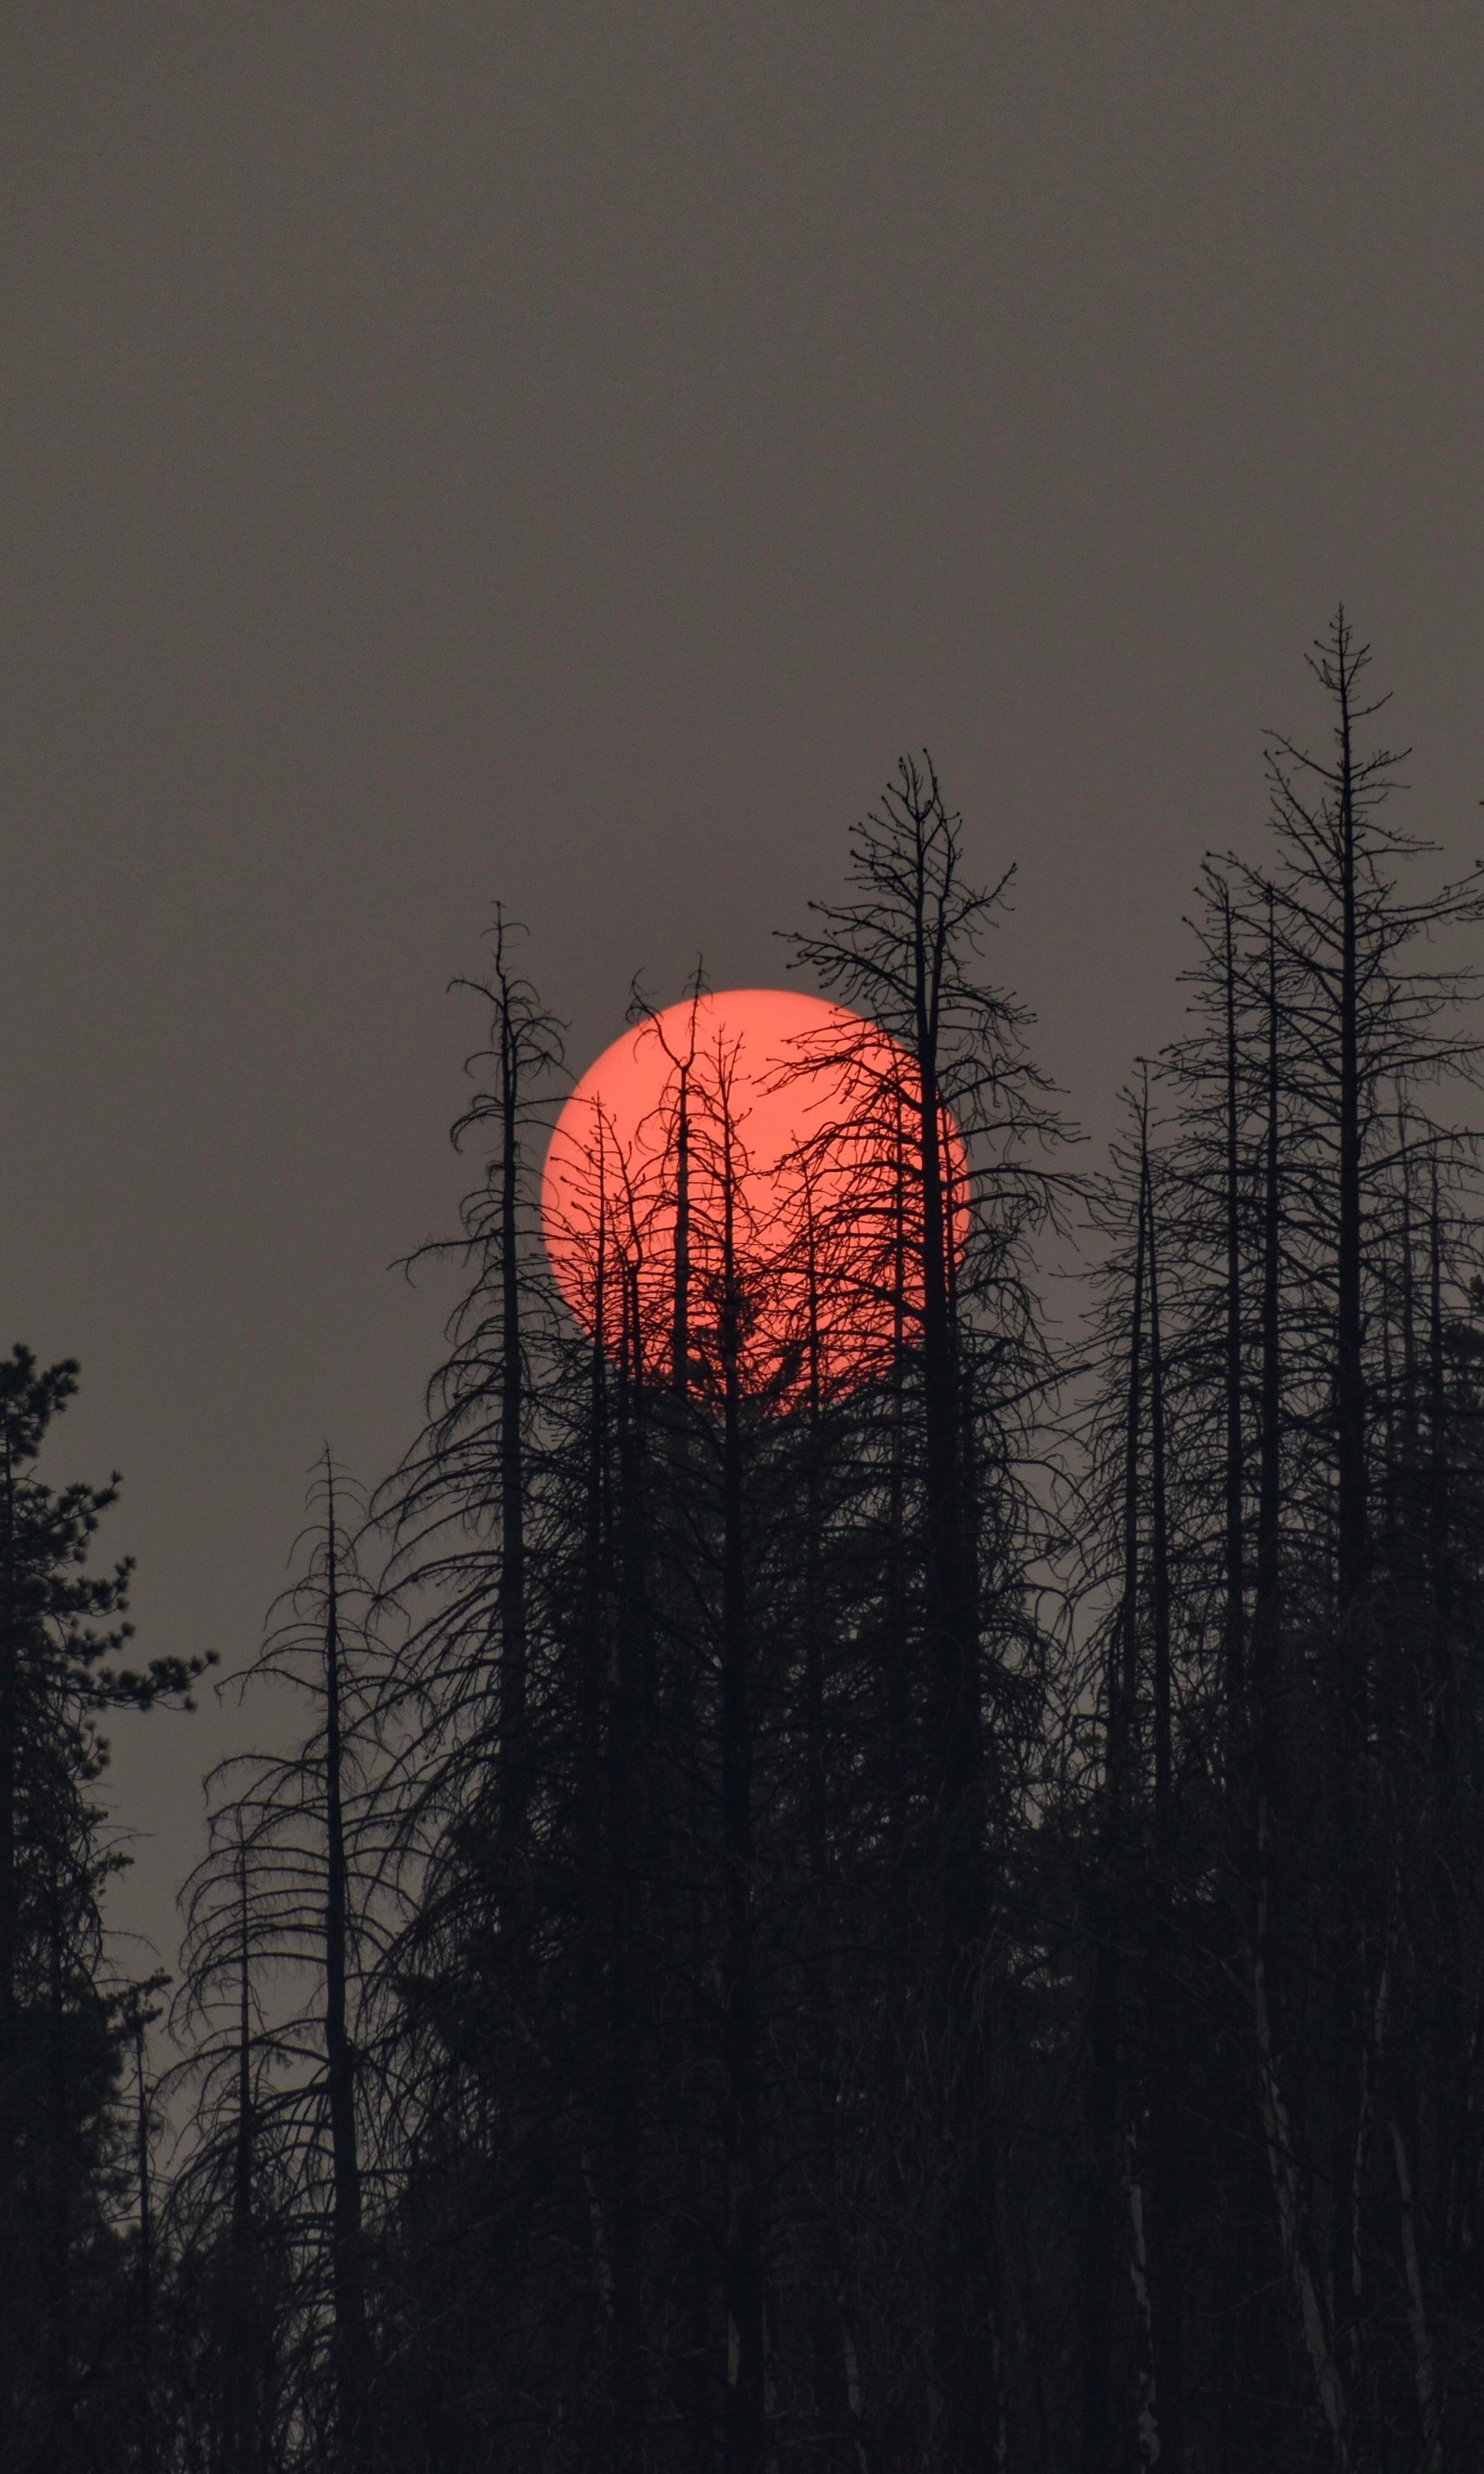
[12,612,1484,2474]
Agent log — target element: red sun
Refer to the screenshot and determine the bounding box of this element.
[541,988,967,1403]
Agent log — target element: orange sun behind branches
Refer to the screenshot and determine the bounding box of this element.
[542,988,968,1405]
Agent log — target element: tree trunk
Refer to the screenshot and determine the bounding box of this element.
[607,1263,646,2474]
[1329,626,1369,2395]
[0,1421,18,2474]
[0,1423,18,2250]
[1222,891,1246,1725]
[718,1107,766,2474]
[497,968,530,1894]
[1081,1154,1146,2474]
[322,1461,367,2461]
[134,2012,156,2474]
[1143,1137,1180,2469]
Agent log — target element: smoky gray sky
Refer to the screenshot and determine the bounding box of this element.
[4,5,1481,1977]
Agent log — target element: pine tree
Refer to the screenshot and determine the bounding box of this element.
[0,1345,207,2472]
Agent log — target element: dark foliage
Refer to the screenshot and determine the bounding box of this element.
[0,1346,209,2472]
[21,615,1484,2472]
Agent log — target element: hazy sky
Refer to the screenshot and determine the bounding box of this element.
[4,5,1481,1976]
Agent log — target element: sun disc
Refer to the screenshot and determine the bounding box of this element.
[541,987,966,1402]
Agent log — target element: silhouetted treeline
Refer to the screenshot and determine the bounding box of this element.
[10,614,1484,2470]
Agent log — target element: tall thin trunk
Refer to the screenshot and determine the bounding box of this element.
[1397,1114,1418,1464]
[227,1834,258,2474]
[234,1842,253,2246]
[1389,2109,1439,2470]
[802,1184,828,1895]
[1124,2123,1160,2470]
[1254,893,1282,1740]
[1081,1156,1147,2474]
[580,1145,611,1898]
[45,1917,72,2460]
[1145,1143,1171,1840]
[497,963,530,1886]
[134,2011,155,2471]
[883,1089,910,1872]
[1334,630,1367,1627]
[321,1458,367,2457]
[1206,889,1252,2465]
[1423,1160,1464,2390]
[800,1183,864,2471]
[0,1408,19,2474]
[1142,1126,1179,2469]
[1251,1837,1348,2464]
[672,1062,692,1397]
[907,851,1001,2470]
[1221,891,1246,1725]
[1247,891,1349,2462]
[1234,891,1286,2460]
[607,1259,645,2474]
[718,1100,766,2474]
[1426,1160,1452,1724]
[0,1419,17,2221]
[915,928,979,1965]
[1329,624,1369,2391]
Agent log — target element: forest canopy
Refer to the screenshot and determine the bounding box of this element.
[6,614,1484,2474]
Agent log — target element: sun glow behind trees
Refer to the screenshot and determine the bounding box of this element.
[540,987,970,1405]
